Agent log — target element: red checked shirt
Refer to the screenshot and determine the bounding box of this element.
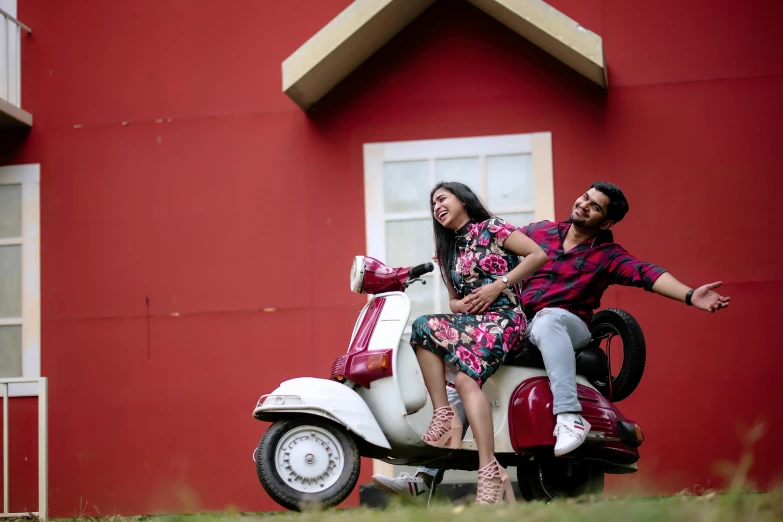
[518,220,667,324]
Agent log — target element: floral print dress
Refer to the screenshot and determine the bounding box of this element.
[410,217,526,387]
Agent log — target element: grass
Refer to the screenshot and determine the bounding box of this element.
[23,492,782,522]
[12,420,780,522]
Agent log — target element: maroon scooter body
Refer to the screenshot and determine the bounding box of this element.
[509,377,642,464]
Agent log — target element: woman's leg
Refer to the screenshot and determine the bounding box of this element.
[454,371,494,467]
[455,370,513,503]
[415,345,449,409]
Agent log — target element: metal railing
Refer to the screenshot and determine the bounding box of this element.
[0,6,31,110]
[0,377,47,521]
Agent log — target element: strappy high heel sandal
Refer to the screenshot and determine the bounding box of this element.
[421,405,463,449]
[476,457,515,504]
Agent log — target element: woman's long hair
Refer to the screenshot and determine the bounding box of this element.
[430,182,492,290]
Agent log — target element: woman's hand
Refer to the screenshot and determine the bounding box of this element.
[450,298,469,314]
[463,280,506,314]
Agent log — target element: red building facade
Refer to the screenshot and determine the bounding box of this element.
[1,0,782,516]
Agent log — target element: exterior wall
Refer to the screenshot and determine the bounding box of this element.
[1,0,781,515]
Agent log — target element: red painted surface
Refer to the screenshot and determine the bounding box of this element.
[508,377,639,464]
[1,0,781,515]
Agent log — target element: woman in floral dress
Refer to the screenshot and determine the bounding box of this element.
[411,181,548,504]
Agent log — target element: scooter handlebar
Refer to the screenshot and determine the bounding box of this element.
[409,262,434,279]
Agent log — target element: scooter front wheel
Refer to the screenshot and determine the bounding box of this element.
[255,416,360,511]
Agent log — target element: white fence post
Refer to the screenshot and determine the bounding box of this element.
[0,377,48,521]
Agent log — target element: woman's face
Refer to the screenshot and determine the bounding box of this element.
[432,188,468,230]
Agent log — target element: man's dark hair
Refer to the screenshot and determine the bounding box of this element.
[591,181,629,223]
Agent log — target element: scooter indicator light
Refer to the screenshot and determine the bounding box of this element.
[634,425,644,444]
[366,353,389,370]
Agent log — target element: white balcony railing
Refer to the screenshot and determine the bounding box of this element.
[0,5,31,127]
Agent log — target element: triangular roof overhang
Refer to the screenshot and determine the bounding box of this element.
[282,0,607,111]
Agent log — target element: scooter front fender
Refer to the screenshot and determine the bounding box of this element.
[253,377,391,450]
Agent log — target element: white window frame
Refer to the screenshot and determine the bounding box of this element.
[0,163,40,397]
[362,132,555,316]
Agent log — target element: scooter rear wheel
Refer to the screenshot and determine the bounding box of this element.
[517,457,604,501]
[255,416,360,511]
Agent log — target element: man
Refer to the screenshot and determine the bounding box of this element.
[372,181,730,505]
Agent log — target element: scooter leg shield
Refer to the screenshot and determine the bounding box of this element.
[253,377,391,450]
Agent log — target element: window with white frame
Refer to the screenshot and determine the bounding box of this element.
[363,133,555,331]
[0,164,40,396]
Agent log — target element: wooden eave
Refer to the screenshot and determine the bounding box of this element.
[282,0,607,111]
[0,97,32,128]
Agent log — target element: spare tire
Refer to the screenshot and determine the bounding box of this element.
[588,308,646,402]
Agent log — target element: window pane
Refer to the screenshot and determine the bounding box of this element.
[383,161,430,213]
[486,154,534,211]
[385,219,433,268]
[0,245,22,318]
[406,274,436,330]
[435,157,480,194]
[0,325,22,378]
[0,184,22,238]
[496,212,536,229]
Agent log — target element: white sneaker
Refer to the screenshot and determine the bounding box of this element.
[371,472,432,506]
[553,413,591,457]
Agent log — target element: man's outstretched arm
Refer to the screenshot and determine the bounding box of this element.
[606,247,730,313]
[651,272,730,313]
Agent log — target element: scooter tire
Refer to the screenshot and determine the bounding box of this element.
[255,416,361,512]
[517,457,604,501]
[589,308,646,402]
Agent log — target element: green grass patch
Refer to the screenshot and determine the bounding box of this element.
[34,493,783,522]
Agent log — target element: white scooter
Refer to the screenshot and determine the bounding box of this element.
[252,256,646,511]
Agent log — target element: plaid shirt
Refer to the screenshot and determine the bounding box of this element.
[518,220,667,324]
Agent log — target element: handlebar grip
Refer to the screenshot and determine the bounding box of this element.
[409,262,434,279]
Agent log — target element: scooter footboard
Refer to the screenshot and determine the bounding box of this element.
[253,377,391,450]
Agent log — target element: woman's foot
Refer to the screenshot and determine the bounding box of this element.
[476,458,515,504]
[421,405,463,449]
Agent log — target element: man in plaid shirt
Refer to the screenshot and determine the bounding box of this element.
[373,181,730,504]
[487,181,728,457]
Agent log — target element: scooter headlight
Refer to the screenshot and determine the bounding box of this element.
[350,255,366,293]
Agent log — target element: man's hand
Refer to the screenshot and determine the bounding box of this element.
[691,281,730,313]
[463,281,505,314]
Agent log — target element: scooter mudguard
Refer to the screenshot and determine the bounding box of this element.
[509,377,642,465]
[253,377,391,450]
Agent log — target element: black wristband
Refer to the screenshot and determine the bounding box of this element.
[685,288,694,306]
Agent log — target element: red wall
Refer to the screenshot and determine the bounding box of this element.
[2,0,782,515]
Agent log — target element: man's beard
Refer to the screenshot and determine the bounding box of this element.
[571,209,602,231]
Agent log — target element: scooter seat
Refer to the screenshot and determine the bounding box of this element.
[504,339,608,383]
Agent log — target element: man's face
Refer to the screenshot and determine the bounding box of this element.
[570,188,613,230]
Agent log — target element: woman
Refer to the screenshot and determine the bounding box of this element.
[410,181,548,504]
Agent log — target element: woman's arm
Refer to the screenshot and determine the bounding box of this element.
[464,230,548,314]
[448,285,467,314]
[443,276,474,314]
